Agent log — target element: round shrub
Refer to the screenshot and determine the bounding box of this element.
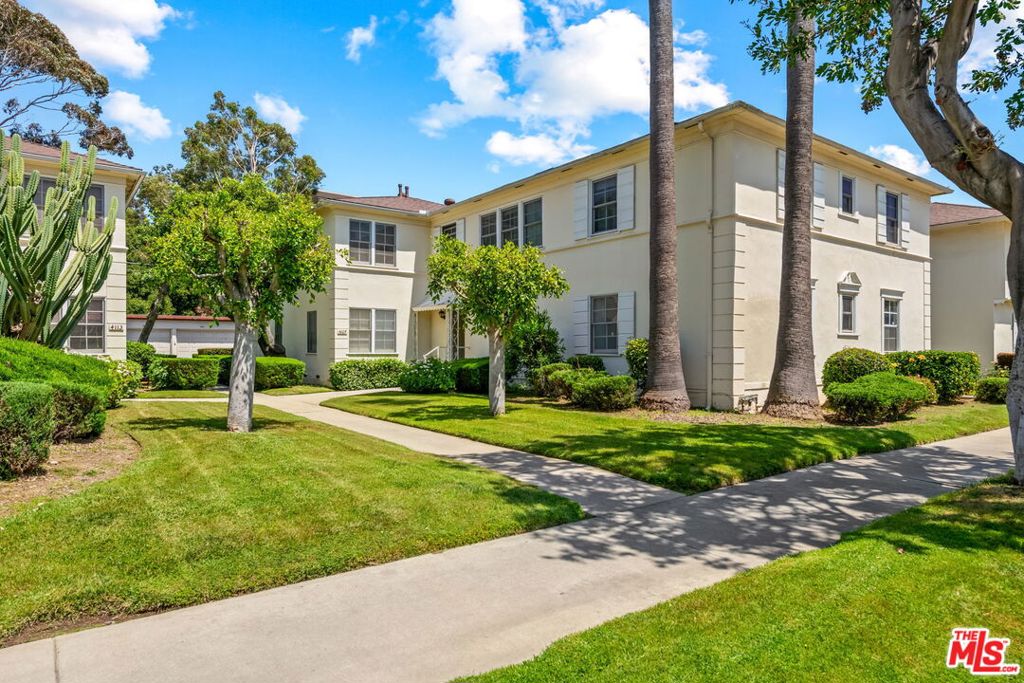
[976,376,1009,404]
[548,367,602,400]
[0,382,54,479]
[399,359,456,394]
[107,359,142,407]
[50,381,107,442]
[255,357,305,390]
[625,337,648,390]
[126,341,156,377]
[887,350,980,402]
[531,362,571,396]
[571,374,637,411]
[906,376,939,405]
[822,348,891,390]
[568,355,606,372]
[153,357,219,390]
[451,357,489,394]
[825,372,931,424]
[330,358,407,391]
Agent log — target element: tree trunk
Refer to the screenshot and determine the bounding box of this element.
[257,327,285,357]
[640,0,690,412]
[227,320,257,432]
[488,327,506,416]
[137,283,168,344]
[1006,201,1024,484]
[763,10,823,420]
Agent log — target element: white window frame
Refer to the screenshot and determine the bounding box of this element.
[840,174,856,215]
[837,272,862,338]
[591,175,618,235]
[838,293,857,335]
[348,219,397,267]
[68,297,106,353]
[348,307,398,355]
[881,291,903,353]
[589,293,619,355]
[884,191,901,244]
[480,196,543,248]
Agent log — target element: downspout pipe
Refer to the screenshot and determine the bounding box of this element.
[697,120,714,410]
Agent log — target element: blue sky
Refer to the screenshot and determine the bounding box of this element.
[24,0,1015,206]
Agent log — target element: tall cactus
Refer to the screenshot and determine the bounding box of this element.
[0,132,118,348]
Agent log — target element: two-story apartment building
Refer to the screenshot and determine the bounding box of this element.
[20,139,144,361]
[283,101,949,408]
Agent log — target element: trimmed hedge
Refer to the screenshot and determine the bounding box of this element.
[887,350,980,403]
[0,337,113,400]
[196,348,233,357]
[399,359,456,394]
[531,362,571,396]
[571,374,637,411]
[549,368,603,400]
[329,358,407,391]
[126,341,156,377]
[451,357,489,394]
[151,357,219,390]
[568,355,606,372]
[255,357,305,390]
[209,355,233,385]
[0,382,54,479]
[976,376,1009,404]
[825,372,931,424]
[907,376,939,405]
[625,337,648,391]
[51,381,106,442]
[821,348,890,390]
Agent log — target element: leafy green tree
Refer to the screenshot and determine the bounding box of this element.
[505,309,564,379]
[427,238,568,416]
[155,176,333,432]
[0,1,130,156]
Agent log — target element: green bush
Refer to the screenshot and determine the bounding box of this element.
[549,367,603,400]
[107,360,142,407]
[255,357,305,390]
[152,357,219,390]
[0,382,54,479]
[821,348,891,390]
[568,355,606,372]
[625,337,648,390]
[887,350,980,403]
[570,374,637,411]
[976,376,1009,404]
[209,355,233,385]
[907,375,939,405]
[451,357,489,394]
[531,362,572,396]
[50,381,106,442]
[0,337,113,399]
[506,311,564,378]
[825,372,931,424]
[996,352,1014,370]
[196,348,233,357]
[329,358,407,391]
[126,341,156,377]
[399,359,456,394]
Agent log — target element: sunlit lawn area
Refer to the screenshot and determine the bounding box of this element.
[460,477,1024,682]
[325,392,1009,494]
[260,385,334,396]
[136,389,225,398]
[0,402,582,643]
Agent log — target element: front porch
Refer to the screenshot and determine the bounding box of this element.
[412,295,466,362]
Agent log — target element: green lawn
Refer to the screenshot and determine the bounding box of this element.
[260,385,334,396]
[324,393,1009,494]
[0,402,582,642]
[136,389,225,398]
[461,478,1024,682]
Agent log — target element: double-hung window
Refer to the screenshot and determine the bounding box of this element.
[440,223,457,238]
[591,176,617,234]
[839,294,856,334]
[480,213,498,246]
[349,219,396,266]
[882,298,900,352]
[69,298,105,352]
[841,175,855,215]
[523,198,543,246]
[349,308,397,354]
[480,198,543,248]
[885,191,900,243]
[590,294,618,354]
[500,206,519,247]
[34,180,105,224]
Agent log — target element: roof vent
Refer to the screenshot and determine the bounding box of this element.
[444,198,456,206]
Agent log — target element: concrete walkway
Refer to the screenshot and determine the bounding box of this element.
[0,394,1013,683]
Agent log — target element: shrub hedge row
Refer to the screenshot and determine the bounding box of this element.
[150,357,220,390]
[254,357,305,390]
[329,358,406,391]
[451,357,489,394]
[886,350,980,403]
[399,358,456,393]
[825,372,932,424]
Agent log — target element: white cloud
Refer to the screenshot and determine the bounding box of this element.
[868,144,931,176]
[962,7,1024,76]
[103,91,171,141]
[254,93,307,134]
[419,1,728,165]
[346,16,379,63]
[24,0,181,78]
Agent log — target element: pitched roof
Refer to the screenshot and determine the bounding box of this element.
[930,201,1004,226]
[14,137,144,175]
[316,190,443,214]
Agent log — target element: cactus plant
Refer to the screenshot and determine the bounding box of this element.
[0,132,117,348]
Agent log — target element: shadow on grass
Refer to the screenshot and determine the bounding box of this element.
[123,415,297,434]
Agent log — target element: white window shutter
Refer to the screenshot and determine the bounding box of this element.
[617,291,635,355]
[456,218,466,242]
[776,148,786,222]
[573,180,590,240]
[572,297,590,355]
[617,165,635,231]
[876,185,887,243]
[812,163,825,228]
[900,193,911,247]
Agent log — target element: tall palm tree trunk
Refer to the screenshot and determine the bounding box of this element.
[640,0,690,412]
[763,10,823,420]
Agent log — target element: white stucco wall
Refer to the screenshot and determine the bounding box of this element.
[127,317,235,357]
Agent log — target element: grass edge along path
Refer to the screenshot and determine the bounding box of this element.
[324,392,1009,495]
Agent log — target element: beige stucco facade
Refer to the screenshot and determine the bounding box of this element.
[931,213,1013,371]
[288,102,949,407]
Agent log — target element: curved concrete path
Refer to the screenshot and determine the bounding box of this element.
[1,393,1013,683]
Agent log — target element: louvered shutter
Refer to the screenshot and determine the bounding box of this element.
[900,193,911,247]
[776,148,786,222]
[617,165,635,231]
[572,297,590,354]
[573,180,590,240]
[617,292,635,355]
[812,163,825,228]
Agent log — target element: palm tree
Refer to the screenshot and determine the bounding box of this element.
[639,0,690,412]
[762,8,822,419]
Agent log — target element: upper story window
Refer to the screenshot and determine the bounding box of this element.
[841,175,855,215]
[441,223,457,238]
[885,191,900,243]
[34,179,105,223]
[523,198,542,246]
[349,219,396,266]
[500,206,519,247]
[480,213,497,246]
[591,175,617,234]
[479,199,542,248]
